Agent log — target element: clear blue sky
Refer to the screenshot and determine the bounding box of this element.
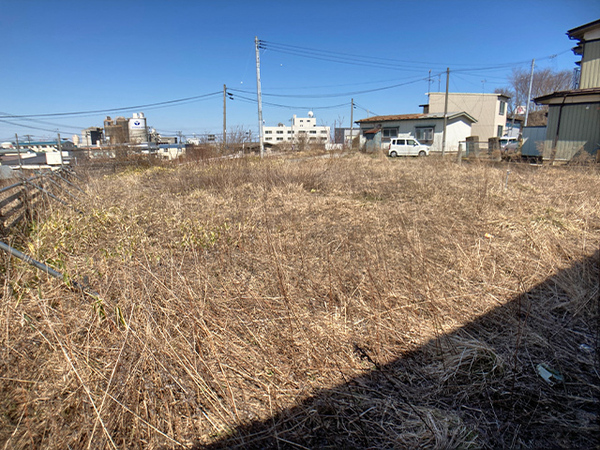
[1,0,598,142]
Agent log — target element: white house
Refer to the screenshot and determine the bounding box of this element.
[356,112,476,153]
[263,113,330,145]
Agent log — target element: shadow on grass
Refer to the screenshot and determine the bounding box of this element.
[199,252,599,449]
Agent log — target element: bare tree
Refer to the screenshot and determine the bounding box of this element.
[496,67,571,126]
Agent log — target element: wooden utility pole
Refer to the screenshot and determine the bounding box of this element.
[15,134,23,171]
[349,98,354,149]
[441,67,450,157]
[524,59,535,127]
[223,84,227,150]
[255,37,264,158]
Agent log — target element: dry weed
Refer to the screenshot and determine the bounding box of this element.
[1,155,598,448]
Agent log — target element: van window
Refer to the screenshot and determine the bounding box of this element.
[407,139,415,146]
[397,139,406,145]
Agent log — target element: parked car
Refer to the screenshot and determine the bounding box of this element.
[500,137,518,151]
[388,137,429,157]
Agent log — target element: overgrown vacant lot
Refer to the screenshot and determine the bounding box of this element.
[1,154,599,449]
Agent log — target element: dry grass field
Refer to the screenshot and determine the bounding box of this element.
[1,153,598,449]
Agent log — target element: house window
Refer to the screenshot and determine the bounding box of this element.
[276,130,283,134]
[287,130,292,134]
[415,127,434,145]
[265,137,272,141]
[497,125,503,137]
[499,101,506,115]
[265,130,272,134]
[276,137,283,141]
[309,130,317,134]
[382,128,398,140]
[320,130,327,133]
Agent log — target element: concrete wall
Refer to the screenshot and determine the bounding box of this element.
[429,93,506,141]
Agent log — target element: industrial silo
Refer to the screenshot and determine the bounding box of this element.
[128,113,148,143]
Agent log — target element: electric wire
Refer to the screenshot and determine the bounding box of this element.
[229,74,432,99]
[0,92,222,119]
[259,40,571,73]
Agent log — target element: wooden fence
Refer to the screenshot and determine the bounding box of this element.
[0,167,82,234]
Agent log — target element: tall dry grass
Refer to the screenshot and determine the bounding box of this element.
[1,154,598,448]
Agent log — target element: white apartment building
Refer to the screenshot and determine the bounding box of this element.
[263,113,330,145]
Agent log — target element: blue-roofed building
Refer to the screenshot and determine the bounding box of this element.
[16,140,76,153]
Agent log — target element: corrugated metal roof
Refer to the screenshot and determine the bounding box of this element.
[356,111,477,124]
[567,19,600,40]
[534,87,600,103]
[357,114,425,123]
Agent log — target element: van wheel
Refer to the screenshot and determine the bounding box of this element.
[390,151,398,157]
[418,150,426,157]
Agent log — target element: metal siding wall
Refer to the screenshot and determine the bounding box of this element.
[521,126,547,156]
[543,106,559,159]
[580,41,600,89]
[550,104,600,160]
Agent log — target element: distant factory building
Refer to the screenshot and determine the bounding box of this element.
[102,113,149,144]
[80,127,104,147]
[104,116,129,144]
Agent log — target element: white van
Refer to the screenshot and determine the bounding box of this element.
[388,137,429,157]
[499,136,518,151]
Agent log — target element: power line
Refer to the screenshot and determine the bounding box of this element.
[229,75,433,99]
[233,93,349,111]
[0,118,73,135]
[259,40,571,74]
[354,102,378,117]
[0,91,221,119]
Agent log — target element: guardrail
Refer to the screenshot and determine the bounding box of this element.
[0,167,82,233]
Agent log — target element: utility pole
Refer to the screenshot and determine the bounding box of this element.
[428,69,432,94]
[57,132,64,167]
[177,131,183,156]
[15,134,23,171]
[441,67,450,157]
[23,134,32,144]
[223,84,227,151]
[349,98,354,149]
[255,36,264,158]
[524,59,535,127]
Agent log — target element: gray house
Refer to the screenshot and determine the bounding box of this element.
[534,19,600,162]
